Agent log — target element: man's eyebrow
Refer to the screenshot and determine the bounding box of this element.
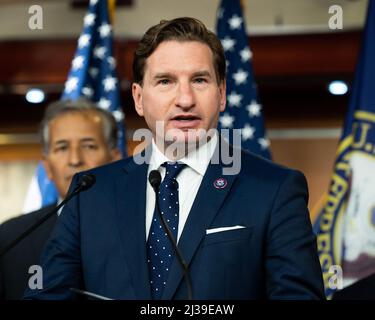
[153,72,174,79]
[53,140,68,145]
[80,138,97,143]
[152,71,212,79]
[192,71,212,78]
[53,138,97,145]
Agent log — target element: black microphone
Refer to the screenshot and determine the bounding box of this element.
[149,170,162,192]
[70,288,113,300]
[148,170,193,300]
[0,173,96,257]
[75,173,96,192]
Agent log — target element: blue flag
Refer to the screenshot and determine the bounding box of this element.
[314,0,375,298]
[216,0,271,159]
[23,0,125,213]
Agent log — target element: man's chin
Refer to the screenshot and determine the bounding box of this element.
[154,129,213,159]
[164,128,209,145]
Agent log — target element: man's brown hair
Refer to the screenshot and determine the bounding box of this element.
[132,17,226,85]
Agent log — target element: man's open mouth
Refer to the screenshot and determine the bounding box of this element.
[171,114,200,121]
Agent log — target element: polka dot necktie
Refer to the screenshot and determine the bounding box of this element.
[147,162,186,299]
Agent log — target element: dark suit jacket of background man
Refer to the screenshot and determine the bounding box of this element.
[0,204,57,300]
[24,141,325,300]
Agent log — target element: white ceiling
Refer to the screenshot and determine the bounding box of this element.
[0,0,369,40]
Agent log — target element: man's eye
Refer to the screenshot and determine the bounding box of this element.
[194,78,207,84]
[54,146,67,152]
[158,79,170,85]
[83,144,98,150]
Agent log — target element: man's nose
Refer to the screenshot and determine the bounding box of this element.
[68,147,84,167]
[175,82,195,110]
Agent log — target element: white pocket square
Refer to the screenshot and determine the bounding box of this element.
[206,225,246,235]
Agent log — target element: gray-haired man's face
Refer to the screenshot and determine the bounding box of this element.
[42,111,121,198]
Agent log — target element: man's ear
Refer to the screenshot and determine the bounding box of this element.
[110,148,122,161]
[219,80,226,112]
[132,83,144,117]
[41,156,53,180]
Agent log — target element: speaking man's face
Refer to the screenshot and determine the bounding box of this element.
[42,111,121,198]
[132,40,226,149]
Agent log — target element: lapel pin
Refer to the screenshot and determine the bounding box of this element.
[213,178,228,189]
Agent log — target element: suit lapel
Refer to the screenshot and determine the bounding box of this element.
[162,147,238,299]
[114,157,151,299]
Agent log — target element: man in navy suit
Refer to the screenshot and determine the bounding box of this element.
[0,99,121,299]
[24,17,325,300]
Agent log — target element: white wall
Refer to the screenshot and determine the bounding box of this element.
[0,0,368,40]
[0,161,37,224]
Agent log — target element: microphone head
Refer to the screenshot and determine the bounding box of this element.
[78,174,96,191]
[149,170,162,192]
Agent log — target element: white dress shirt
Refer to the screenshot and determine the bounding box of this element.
[145,133,218,242]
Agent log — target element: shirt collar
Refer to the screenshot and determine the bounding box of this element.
[149,132,218,176]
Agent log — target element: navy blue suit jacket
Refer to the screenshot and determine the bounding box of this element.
[24,144,324,300]
[0,205,57,300]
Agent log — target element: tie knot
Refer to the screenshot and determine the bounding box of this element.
[162,162,186,181]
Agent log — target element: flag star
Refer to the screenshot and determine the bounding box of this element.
[233,68,248,85]
[113,110,124,122]
[219,113,235,128]
[240,47,252,62]
[64,77,79,93]
[89,67,99,79]
[78,34,91,48]
[72,55,85,70]
[227,92,243,107]
[221,36,236,51]
[246,100,262,117]
[226,60,230,68]
[242,124,255,141]
[228,14,243,30]
[83,13,96,27]
[99,23,112,38]
[82,86,93,98]
[94,46,107,59]
[90,0,98,5]
[107,56,116,69]
[103,76,117,91]
[258,137,270,150]
[97,98,111,109]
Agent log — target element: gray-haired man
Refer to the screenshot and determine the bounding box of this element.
[0,98,121,299]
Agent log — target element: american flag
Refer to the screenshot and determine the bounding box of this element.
[62,0,126,154]
[216,0,271,159]
[23,0,126,213]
